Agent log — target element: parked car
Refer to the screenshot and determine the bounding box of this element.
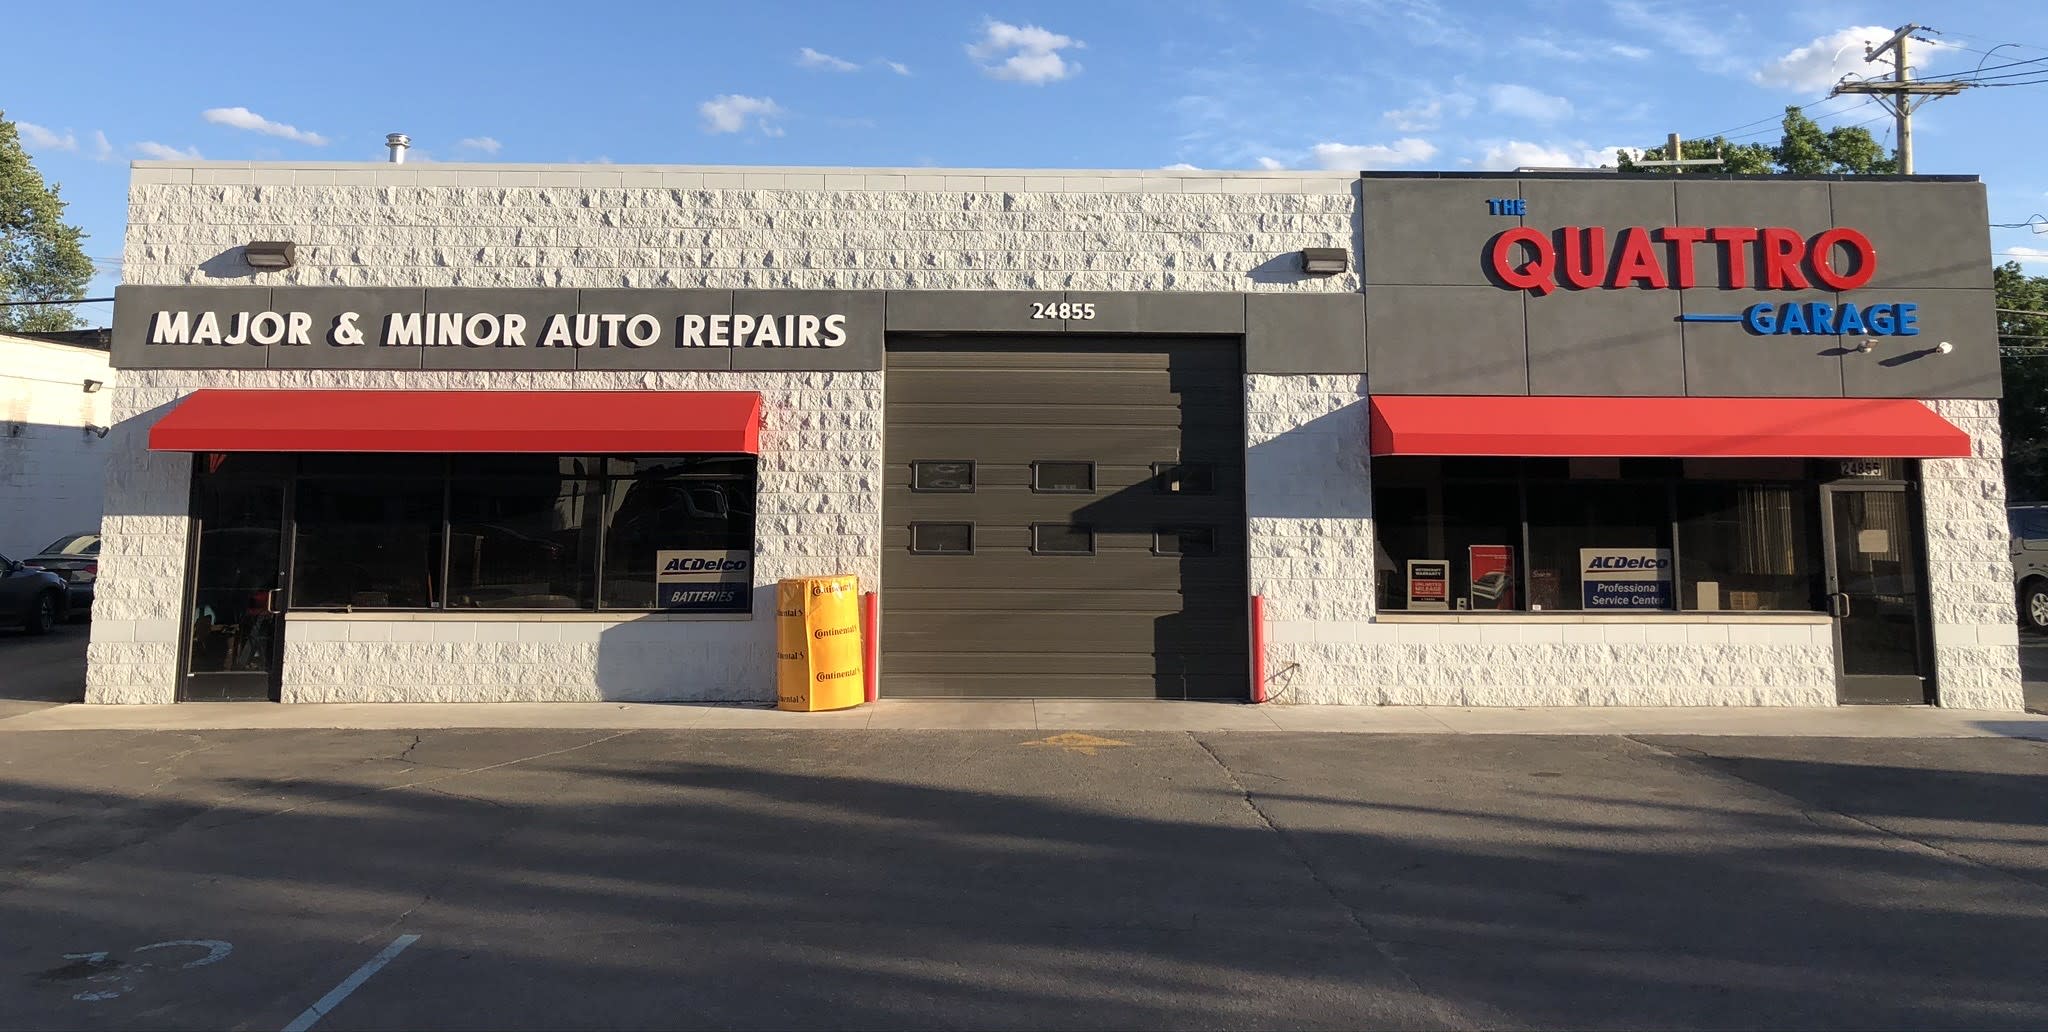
[0,552,71,634]
[24,532,99,619]
[2011,504,2048,631]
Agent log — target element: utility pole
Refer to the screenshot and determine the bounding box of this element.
[1633,132,1724,172]
[1830,24,1970,173]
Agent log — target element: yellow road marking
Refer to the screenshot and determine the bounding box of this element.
[1021,732,1130,755]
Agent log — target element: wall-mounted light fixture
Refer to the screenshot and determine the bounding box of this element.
[84,424,110,439]
[1938,340,1955,354]
[1855,339,1877,353]
[244,240,296,270]
[82,379,103,393]
[1298,247,1349,275]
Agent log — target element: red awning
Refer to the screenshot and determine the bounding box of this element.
[148,389,762,454]
[1369,396,1971,458]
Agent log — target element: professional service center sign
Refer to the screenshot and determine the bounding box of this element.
[1579,548,1673,610]
[655,550,753,612]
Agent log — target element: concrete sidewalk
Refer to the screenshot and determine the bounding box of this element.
[3,698,2046,737]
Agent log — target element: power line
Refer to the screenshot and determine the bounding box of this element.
[0,297,113,307]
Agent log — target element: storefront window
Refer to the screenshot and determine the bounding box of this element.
[1371,457,1827,614]
[1526,482,1670,611]
[601,458,755,609]
[1677,484,1820,612]
[447,477,602,609]
[292,477,444,609]
[272,454,756,613]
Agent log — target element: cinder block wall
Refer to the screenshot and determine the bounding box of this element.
[100,162,2022,708]
[1925,399,2025,709]
[97,164,1356,704]
[0,338,113,559]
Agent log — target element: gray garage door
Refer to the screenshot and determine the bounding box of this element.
[882,338,1248,699]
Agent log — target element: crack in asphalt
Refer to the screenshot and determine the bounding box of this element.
[1188,733,1493,1032]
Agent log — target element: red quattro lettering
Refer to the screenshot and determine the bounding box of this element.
[1658,226,1707,289]
[1707,227,1759,288]
[1807,227,1876,290]
[1759,227,1810,289]
[1489,227,1555,295]
[1559,227,1604,289]
[1611,227,1667,289]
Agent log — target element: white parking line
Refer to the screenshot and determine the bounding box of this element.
[281,934,420,1032]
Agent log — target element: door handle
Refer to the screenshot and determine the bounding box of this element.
[1827,592,1851,618]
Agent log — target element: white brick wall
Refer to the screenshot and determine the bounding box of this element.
[121,165,1359,293]
[86,367,880,704]
[1923,398,2025,709]
[0,336,113,559]
[104,161,2021,708]
[1246,374,1838,707]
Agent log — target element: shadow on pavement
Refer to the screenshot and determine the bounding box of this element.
[1,731,2047,1029]
[0,624,89,715]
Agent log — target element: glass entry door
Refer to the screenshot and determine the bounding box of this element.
[181,476,288,702]
[1822,486,1932,705]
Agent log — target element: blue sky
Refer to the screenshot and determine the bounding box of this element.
[8,0,2048,322]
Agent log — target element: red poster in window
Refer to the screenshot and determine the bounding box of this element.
[1468,545,1516,610]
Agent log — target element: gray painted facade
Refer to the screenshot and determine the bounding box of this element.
[89,162,2023,710]
[1359,174,2001,399]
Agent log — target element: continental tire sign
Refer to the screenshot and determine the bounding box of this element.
[774,575,865,712]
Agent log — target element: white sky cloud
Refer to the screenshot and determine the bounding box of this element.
[1754,26,1890,91]
[699,94,784,134]
[968,20,1084,83]
[17,122,76,151]
[1161,162,1202,170]
[457,137,502,154]
[885,60,912,76]
[201,106,329,145]
[1383,90,1475,131]
[798,47,859,72]
[1487,83,1573,121]
[91,131,113,161]
[1311,138,1438,170]
[1608,0,1733,66]
[1255,156,1285,170]
[2006,246,2048,269]
[135,141,202,160]
[1476,140,1639,170]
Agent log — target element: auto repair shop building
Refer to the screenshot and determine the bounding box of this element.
[87,161,2023,709]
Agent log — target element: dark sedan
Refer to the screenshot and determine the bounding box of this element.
[23,533,99,619]
[1,553,70,634]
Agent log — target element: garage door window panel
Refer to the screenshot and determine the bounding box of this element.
[910,522,974,555]
[1032,461,1096,494]
[1032,524,1095,556]
[912,460,976,493]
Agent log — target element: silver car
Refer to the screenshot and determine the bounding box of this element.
[2012,505,2048,631]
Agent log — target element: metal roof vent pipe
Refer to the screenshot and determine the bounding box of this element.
[386,133,410,163]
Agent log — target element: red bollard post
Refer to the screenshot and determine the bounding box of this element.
[1249,594,1267,704]
[862,590,880,704]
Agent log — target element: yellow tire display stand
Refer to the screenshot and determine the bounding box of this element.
[776,575,866,712]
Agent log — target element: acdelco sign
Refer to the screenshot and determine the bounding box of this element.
[1486,222,1918,337]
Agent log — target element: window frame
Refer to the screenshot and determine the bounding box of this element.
[1372,456,1831,616]
[250,453,758,615]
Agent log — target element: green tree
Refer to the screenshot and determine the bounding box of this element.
[1998,261,2048,501]
[0,111,94,333]
[1616,106,1896,176]
[1616,135,1775,175]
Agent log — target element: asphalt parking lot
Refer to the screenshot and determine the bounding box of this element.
[3,727,2048,1030]
[0,623,88,719]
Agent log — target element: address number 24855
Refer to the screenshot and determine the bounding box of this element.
[1030,302,1097,320]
